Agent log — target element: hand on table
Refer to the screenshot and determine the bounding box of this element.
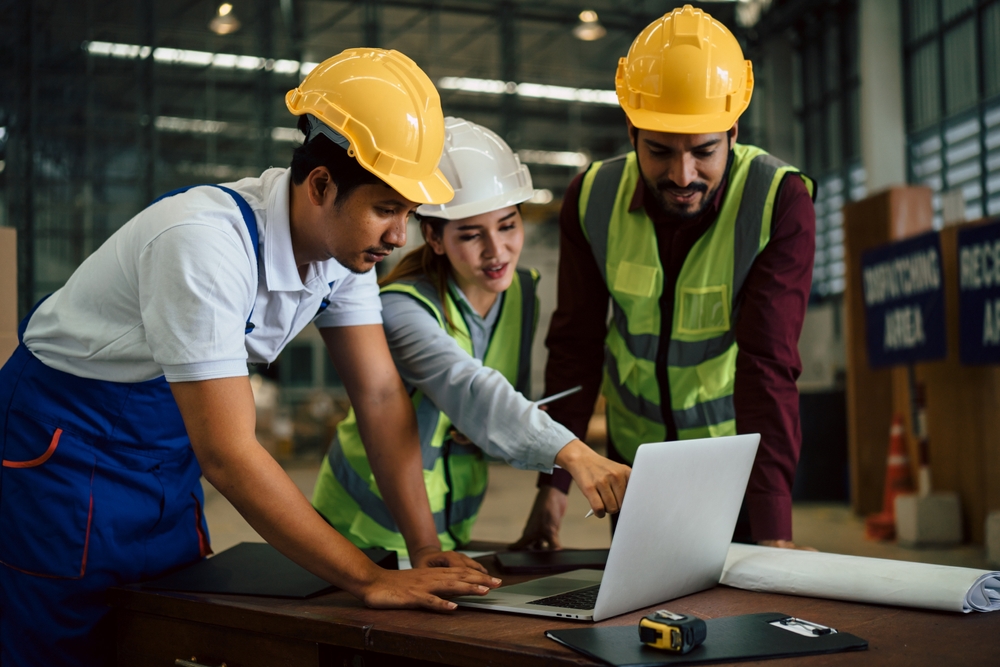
[757,539,818,551]
[555,439,631,519]
[510,485,569,550]
[361,567,501,612]
[409,545,490,573]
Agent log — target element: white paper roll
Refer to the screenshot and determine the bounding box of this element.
[721,544,1000,613]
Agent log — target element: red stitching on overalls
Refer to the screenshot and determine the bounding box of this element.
[192,493,213,557]
[2,428,62,468]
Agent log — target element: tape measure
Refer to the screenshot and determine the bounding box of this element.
[638,610,707,654]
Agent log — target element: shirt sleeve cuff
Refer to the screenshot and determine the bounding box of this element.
[162,359,249,383]
[745,492,793,542]
[314,309,383,328]
[537,467,573,494]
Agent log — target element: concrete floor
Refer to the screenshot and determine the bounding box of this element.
[202,460,994,570]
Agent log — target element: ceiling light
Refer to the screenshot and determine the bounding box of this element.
[517,149,589,168]
[572,10,606,41]
[437,76,618,107]
[84,41,318,77]
[210,3,241,35]
[528,189,554,205]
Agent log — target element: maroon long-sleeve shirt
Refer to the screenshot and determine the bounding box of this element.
[539,150,816,542]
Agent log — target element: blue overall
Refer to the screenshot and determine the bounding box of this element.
[0,186,258,666]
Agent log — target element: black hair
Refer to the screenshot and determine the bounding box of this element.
[289,115,382,203]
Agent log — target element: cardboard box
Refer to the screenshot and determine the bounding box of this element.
[0,227,16,366]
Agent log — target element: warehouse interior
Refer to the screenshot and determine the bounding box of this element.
[2,0,1000,655]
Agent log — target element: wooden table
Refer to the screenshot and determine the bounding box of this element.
[111,551,1000,667]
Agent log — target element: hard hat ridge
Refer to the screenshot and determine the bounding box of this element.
[285,48,454,205]
[416,117,533,221]
[616,4,753,134]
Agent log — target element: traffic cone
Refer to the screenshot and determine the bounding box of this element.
[865,414,915,541]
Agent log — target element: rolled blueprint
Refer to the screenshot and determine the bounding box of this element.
[721,543,1000,613]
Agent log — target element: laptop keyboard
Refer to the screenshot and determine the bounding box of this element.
[526,584,601,610]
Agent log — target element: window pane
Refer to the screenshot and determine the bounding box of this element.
[827,99,843,171]
[985,2,1000,99]
[805,42,823,106]
[908,0,938,43]
[944,20,979,115]
[942,0,975,23]
[806,113,824,175]
[825,24,841,94]
[909,42,941,129]
[288,346,313,386]
[847,88,861,161]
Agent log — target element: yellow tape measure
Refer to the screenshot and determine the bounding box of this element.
[638,610,707,654]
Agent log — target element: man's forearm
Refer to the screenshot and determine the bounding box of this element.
[199,432,382,594]
[172,377,382,598]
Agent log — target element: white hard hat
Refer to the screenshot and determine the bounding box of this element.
[416,117,533,220]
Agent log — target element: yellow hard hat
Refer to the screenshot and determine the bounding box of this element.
[286,48,453,205]
[616,5,753,134]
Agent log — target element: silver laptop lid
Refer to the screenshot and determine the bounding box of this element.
[593,434,759,621]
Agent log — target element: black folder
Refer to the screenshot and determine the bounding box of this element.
[546,612,867,666]
[495,549,610,574]
[142,541,397,599]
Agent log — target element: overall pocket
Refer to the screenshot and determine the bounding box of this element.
[0,411,96,578]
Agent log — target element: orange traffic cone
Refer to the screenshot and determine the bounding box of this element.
[865,414,915,541]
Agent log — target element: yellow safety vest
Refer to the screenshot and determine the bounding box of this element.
[312,268,539,555]
[578,145,813,461]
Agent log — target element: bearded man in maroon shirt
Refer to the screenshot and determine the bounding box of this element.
[515,5,816,550]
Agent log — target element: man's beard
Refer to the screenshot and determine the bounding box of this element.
[644,175,721,221]
[334,243,395,274]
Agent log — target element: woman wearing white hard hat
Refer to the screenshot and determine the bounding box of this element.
[312,118,630,554]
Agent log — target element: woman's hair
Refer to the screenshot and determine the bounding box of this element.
[380,215,460,331]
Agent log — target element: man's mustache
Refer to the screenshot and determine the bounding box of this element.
[656,180,708,196]
[365,244,396,255]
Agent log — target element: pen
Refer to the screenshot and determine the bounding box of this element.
[584,509,595,518]
[535,385,583,407]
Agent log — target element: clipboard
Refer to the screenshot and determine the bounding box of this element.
[546,612,867,666]
[142,542,397,599]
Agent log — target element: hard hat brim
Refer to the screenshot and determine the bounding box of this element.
[379,166,455,206]
[416,184,534,220]
[623,105,744,136]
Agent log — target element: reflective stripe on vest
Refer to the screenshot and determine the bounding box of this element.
[579,146,814,460]
[313,268,539,552]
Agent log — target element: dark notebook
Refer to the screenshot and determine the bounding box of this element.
[495,549,610,574]
[142,542,398,599]
[546,612,867,666]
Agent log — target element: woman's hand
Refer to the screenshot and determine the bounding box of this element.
[554,440,631,518]
[510,485,569,550]
[361,567,501,612]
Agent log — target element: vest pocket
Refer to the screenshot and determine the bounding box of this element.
[613,261,660,298]
[677,285,731,334]
[0,411,95,579]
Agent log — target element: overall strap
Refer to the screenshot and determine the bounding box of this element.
[152,185,260,334]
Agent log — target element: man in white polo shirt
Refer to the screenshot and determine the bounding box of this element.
[0,49,498,667]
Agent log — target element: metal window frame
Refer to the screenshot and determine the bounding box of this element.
[902,0,1000,223]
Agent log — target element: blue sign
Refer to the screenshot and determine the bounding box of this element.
[958,218,1000,365]
[861,232,946,368]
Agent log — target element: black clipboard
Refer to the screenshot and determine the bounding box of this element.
[142,542,397,599]
[546,612,867,666]
[495,549,609,574]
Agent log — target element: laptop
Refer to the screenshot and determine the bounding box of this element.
[454,434,759,622]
